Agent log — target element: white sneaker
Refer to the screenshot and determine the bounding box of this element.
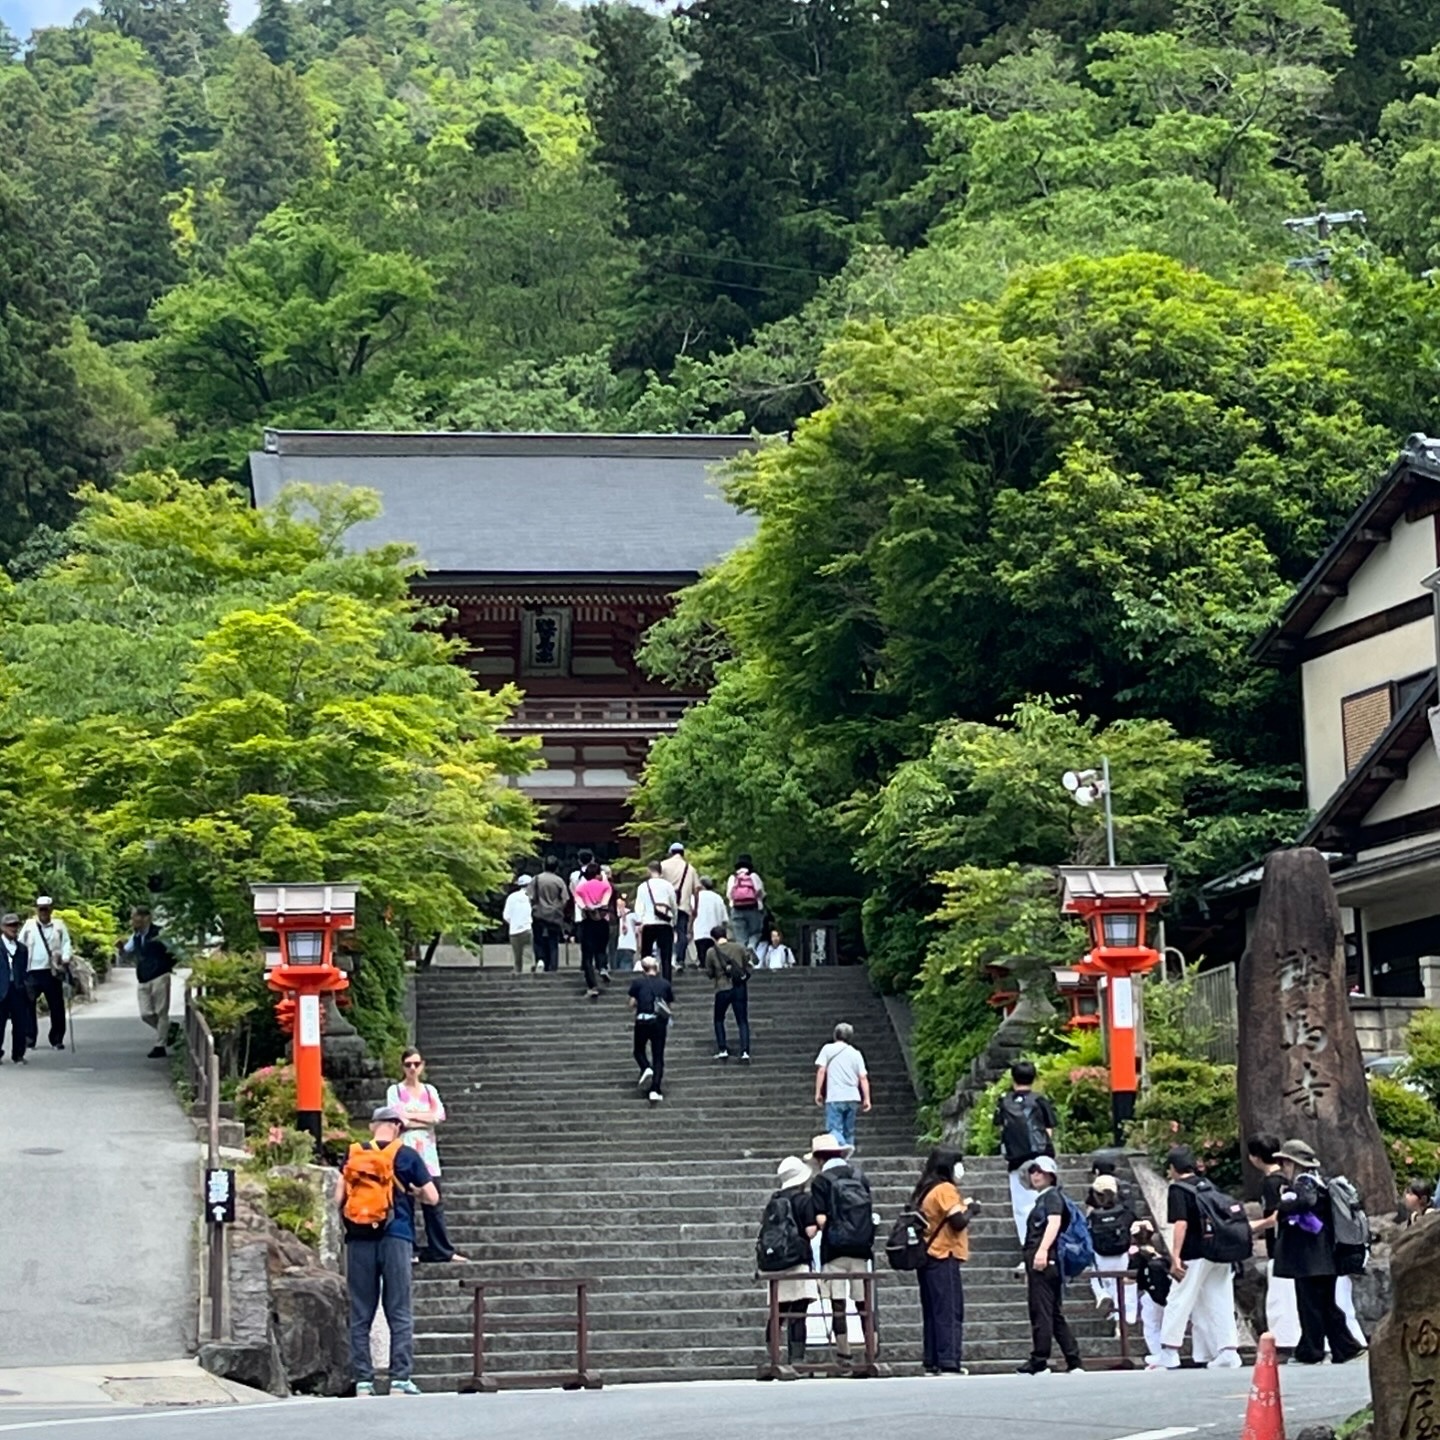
[1208,1350,1242,1369]
[638,1067,654,1090]
[713,1051,729,1061]
[648,1090,663,1104]
[1149,1349,1181,1370]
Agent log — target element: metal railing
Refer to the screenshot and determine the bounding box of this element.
[457,1277,601,1393]
[184,987,225,1343]
[764,1270,881,1378]
[766,1269,1142,1375]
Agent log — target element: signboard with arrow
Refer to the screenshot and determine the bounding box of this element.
[206,1168,236,1225]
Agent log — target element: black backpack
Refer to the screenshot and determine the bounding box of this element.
[822,1167,876,1252]
[1325,1175,1370,1274]
[999,1091,1051,1163]
[1089,1202,1136,1257]
[1181,1179,1253,1264]
[885,1202,928,1271]
[757,1191,809,1272]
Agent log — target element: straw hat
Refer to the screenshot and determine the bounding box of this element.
[805,1133,854,1161]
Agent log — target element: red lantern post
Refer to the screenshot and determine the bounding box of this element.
[1057,866,1171,1145]
[252,883,358,1149]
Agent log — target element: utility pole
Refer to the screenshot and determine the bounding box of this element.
[1283,209,1367,281]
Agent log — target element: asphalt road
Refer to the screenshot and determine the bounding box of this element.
[0,1366,1372,1440]
[0,971,196,1366]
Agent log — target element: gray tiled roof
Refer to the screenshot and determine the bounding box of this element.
[248,431,762,578]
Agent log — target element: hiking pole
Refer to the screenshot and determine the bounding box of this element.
[64,974,77,1055]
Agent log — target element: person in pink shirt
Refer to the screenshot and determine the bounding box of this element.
[573,863,614,1000]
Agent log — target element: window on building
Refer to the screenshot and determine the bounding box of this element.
[1341,682,1396,772]
[1365,914,1440,999]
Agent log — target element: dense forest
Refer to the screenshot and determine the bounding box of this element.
[5,0,1440,1090]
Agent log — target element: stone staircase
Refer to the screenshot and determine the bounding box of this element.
[408,967,1142,1387]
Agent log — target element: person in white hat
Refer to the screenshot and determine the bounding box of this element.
[659,843,699,971]
[757,1155,818,1376]
[503,875,534,974]
[807,1132,876,1371]
[20,896,72,1051]
[1017,1155,1083,1374]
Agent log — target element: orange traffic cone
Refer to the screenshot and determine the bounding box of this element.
[1241,1334,1285,1440]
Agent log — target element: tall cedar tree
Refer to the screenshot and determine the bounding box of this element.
[0,180,105,549]
[90,143,183,344]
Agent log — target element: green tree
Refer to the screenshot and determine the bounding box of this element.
[253,0,298,64]
[146,208,433,461]
[90,142,183,343]
[0,474,537,1041]
[0,178,107,550]
[214,40,327,238]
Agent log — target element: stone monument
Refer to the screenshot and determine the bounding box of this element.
[1370,1215,1440,1440]
[1237,847,1397,1214]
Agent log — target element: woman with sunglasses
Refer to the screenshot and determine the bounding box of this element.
[386,1048,466,1263]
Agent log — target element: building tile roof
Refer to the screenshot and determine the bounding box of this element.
[248,430,762,579]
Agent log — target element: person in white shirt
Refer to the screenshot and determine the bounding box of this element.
[660,843,701,971]
[615,895,638,970]
[632,860,679,980]
[814,1023,871,1151]
[502,876,534,974]
[726,853,766,951]
[20,896,72,1051]
[756,926,796,969]
[693,878,728,969]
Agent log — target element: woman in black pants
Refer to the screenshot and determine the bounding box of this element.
[572,863,614,1000]
[912,1147,976,1375]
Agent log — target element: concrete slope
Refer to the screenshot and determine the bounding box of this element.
[0,970,197,1365]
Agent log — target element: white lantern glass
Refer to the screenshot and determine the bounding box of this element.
[1100,912,1140,948]
[286,930,325,965]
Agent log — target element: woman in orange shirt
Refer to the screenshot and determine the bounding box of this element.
[913,1146,977,1375]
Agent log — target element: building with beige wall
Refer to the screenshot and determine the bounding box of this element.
[1253,432,1440,1006]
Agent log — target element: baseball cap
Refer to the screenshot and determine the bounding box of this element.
[370,1105,405,1125]
[1,913,18,926]
[668,842,686,853]
[35,895,53,907]
[1027,1155,1059,1177]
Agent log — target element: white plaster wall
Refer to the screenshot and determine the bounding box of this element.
[1309,513,1436,636]
[1300,619,1434,807]
[1363,733,1440,825]
[1360,884,1440,932]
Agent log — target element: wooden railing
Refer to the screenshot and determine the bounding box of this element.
[499,696,696,733]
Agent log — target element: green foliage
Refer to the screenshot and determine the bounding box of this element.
[259,1170,324,1247]
[55,904,121,981]
[190,950,282,1078]
[1140,966,1217,1057]
[0,474,536,1047]
[965,1030,1111,1155]
[1132,1054,1242,1189]
[1369,1075,1440,1142]
[235,1062,356,1143]
[1402,1009,1440,1108]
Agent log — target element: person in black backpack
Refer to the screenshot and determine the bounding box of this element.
[1273,1138,1366,1366]
[1017,1156,1083,1375]
[995,1061,1058,1248]
[757,1155,818,1378]
[1129,1219,1172,1367]
[1154,1145,1243,1370]
[1086,1174,1137,1327]
[808,1132,876,1372]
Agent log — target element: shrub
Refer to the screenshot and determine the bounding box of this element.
[253,1125,320,1168]
[1369,1075,1440,1142]
[1403,1010,1440,1107]
[1387,1136,1440,1187]
[1132,1054,1241,1190]
[190,951,284,1078]
[963,1031,1111,1155]
[262,1171,323,1247]
[235,1064,357,1146]
[912,967,1002,1101]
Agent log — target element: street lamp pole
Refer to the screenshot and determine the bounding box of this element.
[1101,755,1116,866]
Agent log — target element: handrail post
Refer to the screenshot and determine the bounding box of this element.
[1117,1274,1131,1367]
[861,1273,878,1375]
[575,1281,590,1389]
[765,1276,782,1379]
[207,1042,224,1341]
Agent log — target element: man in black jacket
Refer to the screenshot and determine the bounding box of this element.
[117,906,176,1058]
[0,913,30,1064]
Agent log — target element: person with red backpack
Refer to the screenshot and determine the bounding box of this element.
[334,1105,439,1396]
[726,854,766,952]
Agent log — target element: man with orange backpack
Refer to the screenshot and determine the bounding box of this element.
[334,1105,438,1395]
